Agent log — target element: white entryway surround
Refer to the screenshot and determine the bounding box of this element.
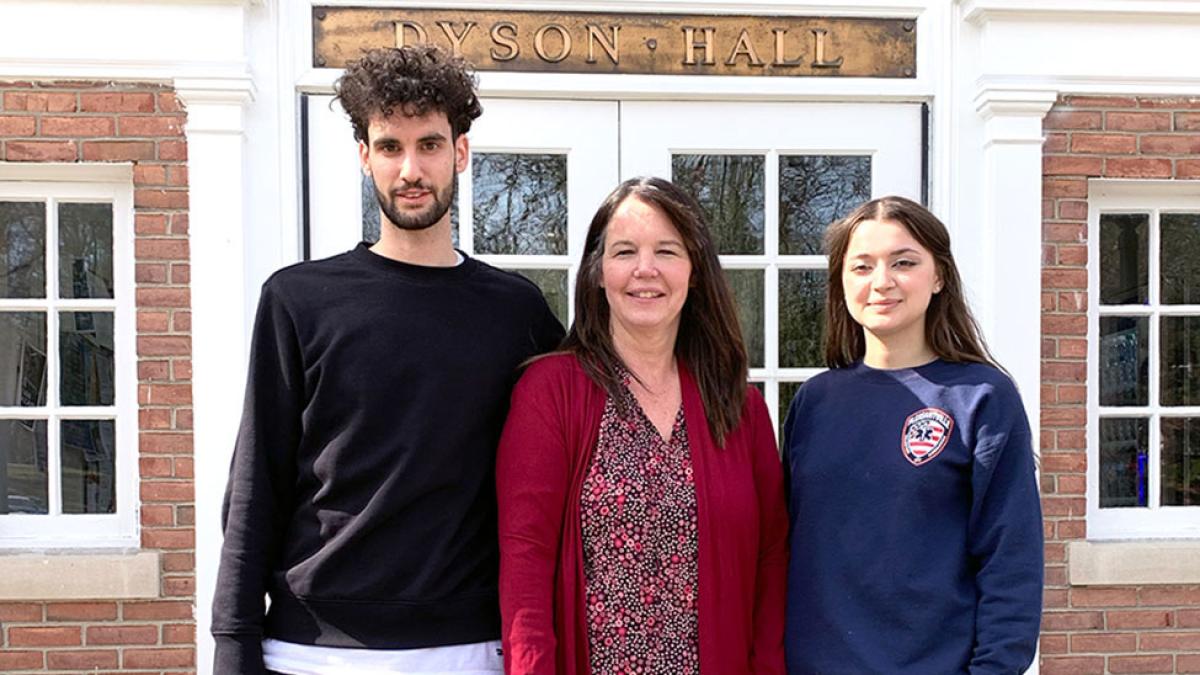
[5,1,1200,674]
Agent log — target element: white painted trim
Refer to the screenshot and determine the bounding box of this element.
[0,164,132,184]
[962,0,1200,24]
[0,58,252,83]
[1069,540,1200,585]
[0,552,159,600]
[1086,179,1200,540]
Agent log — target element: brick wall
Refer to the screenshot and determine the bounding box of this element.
[1041,95,1200,674]
[0,82,194,673]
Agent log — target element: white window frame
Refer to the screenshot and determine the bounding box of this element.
[1087,178,1200,540]
[0,163,138,549]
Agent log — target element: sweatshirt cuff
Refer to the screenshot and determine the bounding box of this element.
[213,633,266,675]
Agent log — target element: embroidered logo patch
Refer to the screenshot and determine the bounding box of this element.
[901,407,954,466]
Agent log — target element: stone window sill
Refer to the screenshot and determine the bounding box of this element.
[0,552,160,600]
[1069,541,1200,585]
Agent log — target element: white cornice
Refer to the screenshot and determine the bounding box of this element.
[961,0,1200,25]
[973,86,1057,120]
[0,58,252,85]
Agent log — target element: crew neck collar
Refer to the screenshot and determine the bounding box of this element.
[351,242,479,283]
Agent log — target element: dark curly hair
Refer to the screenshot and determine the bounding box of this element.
[334,45,482,143]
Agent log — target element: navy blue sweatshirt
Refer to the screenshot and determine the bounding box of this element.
[782,359,1042,675]
[211,244,564,673]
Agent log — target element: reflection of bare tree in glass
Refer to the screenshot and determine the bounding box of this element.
[1099,214,1148,304]
[1099,417,1147,508]
[724,270,764,368]
[779,270,826,368]
[59,204,114,299]
[779,156,871,255]
[1161,417,1200,507]
[0,202,47,299]
[672,155,764,255]
[1159,215,1200,504]
[473,154,566,255]
[1161,214,1200,304]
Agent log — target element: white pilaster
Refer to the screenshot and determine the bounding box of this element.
[973,86,1057,458]
[177,75,255,675]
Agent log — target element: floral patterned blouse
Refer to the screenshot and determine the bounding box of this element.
[580,376,701,675]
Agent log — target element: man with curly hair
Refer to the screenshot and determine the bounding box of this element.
[212,45,564,674]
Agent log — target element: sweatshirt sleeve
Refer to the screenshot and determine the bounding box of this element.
[747,388,789,674]
[967,387,1044,675]
[496,363,571,675]
[211,281,305,674]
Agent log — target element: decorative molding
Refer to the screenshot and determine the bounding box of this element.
[0,58,252,85]
[176,77,256,135]
[1069,541,1200,585]
[0,552,160,600]
[961,0,1200,25]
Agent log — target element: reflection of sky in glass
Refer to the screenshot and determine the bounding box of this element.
[1161,417,1200,506]
[779,155,870,255]
[1099,417,1148,508]
[474,154,566,255]
[779,270,826,368]
[0,201,46,298]
[672,155,764,255]
[361,174,459,248]
[59,203,114,299]
[61,419,116,514]
[1099,213,1148,305]
[1161,213,1200,305]
[1099,317,1147,406]
[0,419,48,514]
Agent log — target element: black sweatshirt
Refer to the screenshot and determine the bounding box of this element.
[211,244,564,673]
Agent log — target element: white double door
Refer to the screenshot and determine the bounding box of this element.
[306,97,922,429]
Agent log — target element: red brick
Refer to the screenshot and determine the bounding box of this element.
[1138,96,1200,109]
[120,115,185,136]
[1057,245,1087,267]
[161,552,194,573]
[1044,132,1069,152]
[1069,632,1136,652]
[1046,542,1068,564]
[1057,519,1086,539]
[1108,655,1173,673]
[1058,200,1088,220]
[123,601,193,621]
[136,262,168,284]
[1064,95,1138,107]
[47,649,119,670]
[137,287,190,307]
[6,140,77,161]
[140,481,194,503]
[162,623,194,644]
[1043,269,1087,289]
[1139,631,1200,650]
[45,601,118,621]
[167,165,189,186]
[1057,291,1087,312]
[82,140,155,161]
[158,92,183,113]
[176,408,194,430]
[144,384,192,405]
[1042,497,1086,517]
[1057,384,1086,404]
[1179,159,1200,178]
[1041,452,1086,473]
[0,651,44,670]
[1140,586,1200,606]
[134,164,168,186]
[1141,134,1200,154]
[1180,609,1200,627]
[163,575,195,596]
[1180,654,1200,673]
[1042,292,1057,311]
[139,432,193,453]
[136,238,189,261]
[1072,587,1138,607]
[142,527,193,549]
[1044,178,1088,198]
[135,213,169,235]
[139,335,191,356]
[171,263,191,285]
[140,408,173,430]
[0,603,43,621]
[1045,588,1070,608]
[158,139,187,160]
[0,115,36,135]
[80,92,155,113]
[135,189,189,209]
[138,360,170,381]
[173,359,193,381]
[1107,111,1171,131]
[1043,155,1103,176]
[140,502,174,524]
[1058,475,1086,494]
[1043,314,1087,336]
[3,91,77,112]
[86,624,158,645]
[138,310,170,332]
[40,115,114,137]
[1108,610,1174,629]
[1177,112,1200,130]
[1045,111,1103,130]
[1041,655,1105,674]
[1042,339,1056,358]
[170,213,189,235]
[8,625,81,646]
[122,647,195,669]
[1043,223,1086,243]
[1056,430,1086,450]
[1043,361,1086,383]
[1073,133,1138,154]
[1041,633,1069,654]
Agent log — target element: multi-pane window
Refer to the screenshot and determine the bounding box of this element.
[1090,182,1200,539]
[0,174,135,548]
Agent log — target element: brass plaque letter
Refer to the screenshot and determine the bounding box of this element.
[490,21,520,61]
[725,28,764,67]
[533,23,572,63]
[682,27,716,66]
[585,24,619,65]
[811,28,844,68]
[436,21,477,56]
[772,28,804,67]
[394,21,428,48]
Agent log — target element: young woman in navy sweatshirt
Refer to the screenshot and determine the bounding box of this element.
[782,196,1043,674]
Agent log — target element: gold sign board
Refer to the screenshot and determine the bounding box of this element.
[313,8,916,78]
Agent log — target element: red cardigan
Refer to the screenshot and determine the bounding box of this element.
[497,354,788,674]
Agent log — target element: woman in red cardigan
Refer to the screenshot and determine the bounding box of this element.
[497,176,788,674]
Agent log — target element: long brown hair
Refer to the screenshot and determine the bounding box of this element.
[823,195,1001,370]
[561,176,748,445]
